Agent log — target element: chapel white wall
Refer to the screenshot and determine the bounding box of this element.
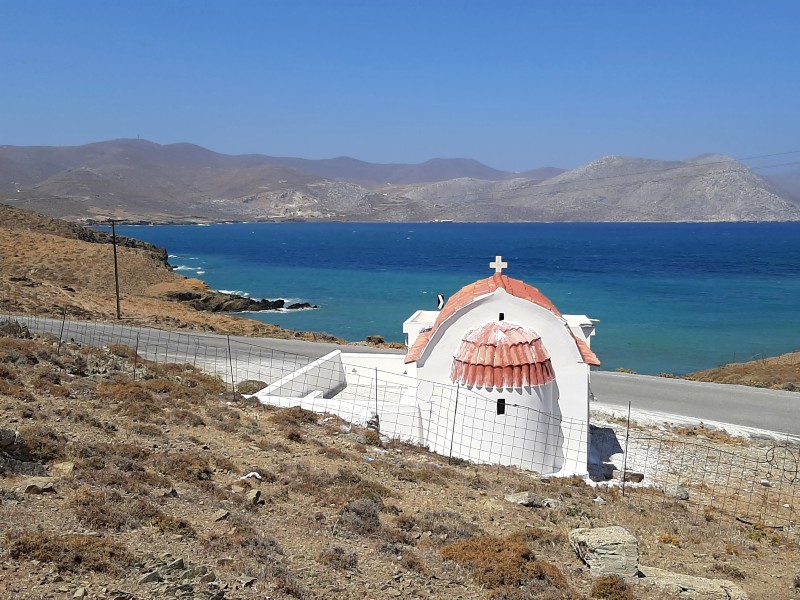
[415,289,590,475]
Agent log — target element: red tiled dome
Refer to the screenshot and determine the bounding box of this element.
[450,321,555,389]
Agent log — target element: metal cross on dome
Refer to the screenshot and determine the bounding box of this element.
[490,255,508,273]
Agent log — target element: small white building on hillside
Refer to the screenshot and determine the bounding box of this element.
[250,257,599,476]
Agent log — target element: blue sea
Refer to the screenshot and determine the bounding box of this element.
[112,222,800,376]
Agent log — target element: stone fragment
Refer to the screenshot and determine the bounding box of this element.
[230,485,245,494]
[0,428,18,448]
[138,571,163,584]
[166,558,185,571]
[240,577,257,587]
[245,489,261,505]
[666,485,690,501]
[213,510,230,522]
[569,526,640,577]
[636,565,749,599]
[22,477,55,494]
[199,571,216,583]
[52,462,75,477]
[72,587,87,599]
[612,469,644,483]
[504,491,560,508]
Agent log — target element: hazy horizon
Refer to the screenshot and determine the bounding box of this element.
[3,1,799,172]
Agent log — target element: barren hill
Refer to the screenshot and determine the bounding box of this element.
[0,205,326,340]
[2,140,798,222]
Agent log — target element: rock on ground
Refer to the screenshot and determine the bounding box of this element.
[569,526,640,577]
[636,565,749,599]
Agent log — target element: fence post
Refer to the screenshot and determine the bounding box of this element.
[57,306,67,355]
[133,333,140,381]
[621,401,632,497]
[448,385,461,464]
[227,335,236,400]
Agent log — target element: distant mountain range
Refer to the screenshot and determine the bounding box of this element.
[1,139,799,222]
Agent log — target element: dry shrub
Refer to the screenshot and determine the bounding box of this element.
[725,543,741,556]
[415,510,483,541]
[153,451,212,482]
[658,533,681,547]
[363,428,382,446]
[0,337,40,364]
[285,463,392,505]
[269,406,319,430]
[17,424,68,461]
[390,463,456,485]
[130,422,164,437]
[76,465,170,495]
[52,406,109,430]
[508,527,566,548]
[441,535,533,588]
[590,575,633,599]
[529,560,569,589]
[0,363,14,380]
[68,487,135,530]
[396,514,416,531]
[317,545,358,570]
[237,379,267,395]
[711,562,746,580]
[317,446,350,460]
[338,498,382,534]
[205,515,284,563]
[256,438,291,453]
[672,425,746,445]
[0,378,35,401]
[143,363,225,394]
[7,531,134,574]
[107,343,138,359]
[68,486,193,535]
[285,429,304,443]
[400,550,428,574]
[169,408,206,427]
[140,378,183,395]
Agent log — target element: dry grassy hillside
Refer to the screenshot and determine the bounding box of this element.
[1,327,798,599]
[0,205,329,340]
[687,352,800,390]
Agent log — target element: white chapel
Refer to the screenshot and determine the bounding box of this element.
[402,256,599,474]
[249,257,599,476]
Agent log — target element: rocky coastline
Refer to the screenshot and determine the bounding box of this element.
[166,290,317,313]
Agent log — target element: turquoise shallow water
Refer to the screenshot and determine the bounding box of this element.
[112,222,800,375]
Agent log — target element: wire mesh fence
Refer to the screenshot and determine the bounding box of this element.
[1,305,798,540]
[619,432,799,540]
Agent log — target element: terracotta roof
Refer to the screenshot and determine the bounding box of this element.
[406,273,561,364]
[574,338,601,367]
[451,322,555,389]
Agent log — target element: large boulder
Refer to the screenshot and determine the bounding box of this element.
[636,565,748,599]
[569,526,640,577]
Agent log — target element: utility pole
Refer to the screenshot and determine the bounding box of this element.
[109,219,122,319]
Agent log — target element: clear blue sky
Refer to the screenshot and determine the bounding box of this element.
[2,1,798,171]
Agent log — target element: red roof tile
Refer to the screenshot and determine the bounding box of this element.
[574,338,600,367]
[451,322,555,389]
[406,274,561,363]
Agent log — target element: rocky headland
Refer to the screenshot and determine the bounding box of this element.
[165,290,316,313]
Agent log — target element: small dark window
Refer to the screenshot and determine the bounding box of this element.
[499,312,505,321]
[497,398,506,415]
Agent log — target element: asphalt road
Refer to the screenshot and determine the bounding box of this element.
[591,371,800,437]
[15,315,800,436]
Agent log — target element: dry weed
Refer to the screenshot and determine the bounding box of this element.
[7,531,134,574]
[590,574,633,599]
[317,545,358,570]
[441,535,533,588]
